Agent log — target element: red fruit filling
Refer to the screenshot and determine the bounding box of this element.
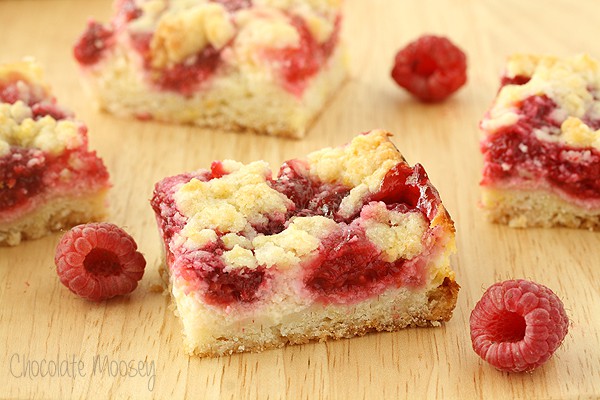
[151,171,210,243]
[1,77,70,120]
[481,95,600,200]
[31,101,71,120]
[269,159,351,224]
[0,143,109,218]
[152,158,442,306]
[265,16,340,96]
[0,148,46,210]
[203,265,266,304]
[0,77,46,106]
[500,74,531,88]
[128,30,222,96]
[176,248,268,306]
[129,31,153,55]
[153,46,222,96]
[73,21,114,65]
[55,223,146,302]
[194,249,267,305]
[304,226,426,304]
[300,163,441,303]
[372,162,441,221]
[391,35,467,102]
[209,160,229,179]
[470,279,569,372]
[0,80,23,104]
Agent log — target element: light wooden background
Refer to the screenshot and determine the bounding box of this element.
[1,1,600,399]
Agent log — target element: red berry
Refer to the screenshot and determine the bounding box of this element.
[470,279,569,372]
[391,35,467,102]
[55,223,146,302]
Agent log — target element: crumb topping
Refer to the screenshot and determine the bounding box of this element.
[174,160,292,247]
[150,2,235,68]
[307,130,403,189]
[222,232,252,249]
[360,202,428,262]
[223,245,258,269]
[0,60,46,90]
[307,129,405,218]
[235,8,301,51]
[219,216,337,271]
[0,60,84,157]
[561,116,600,149]
[127,0,339,68]
[169,131,441,272]
[0,101,83,157]
[484,54,600,150]
[252,215,337,269]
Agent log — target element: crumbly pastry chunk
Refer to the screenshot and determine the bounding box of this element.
[73,0,347,138]
[480,54,600,230]
[151,130,458,357]
[0,60,110,246]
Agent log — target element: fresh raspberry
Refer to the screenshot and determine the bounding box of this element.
[470,279,569,372]
[55,223,146,302]
[391,35,467,102]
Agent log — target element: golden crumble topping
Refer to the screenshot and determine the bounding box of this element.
[483,54,600,150]
[172,131,438,271]
[0,61,83,157]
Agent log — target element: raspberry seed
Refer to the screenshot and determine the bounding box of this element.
[55,223,146,301]
[470,279,569,372]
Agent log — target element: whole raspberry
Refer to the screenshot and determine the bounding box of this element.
[391,35,467,102]
[55,223,146,302]
[470,279,569,373]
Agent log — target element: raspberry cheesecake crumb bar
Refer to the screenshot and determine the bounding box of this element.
[151,130,458,357]
[480,54,600,229]
[0,61,110,246]
[73,0,347,138]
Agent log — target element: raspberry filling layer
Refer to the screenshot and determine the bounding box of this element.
[153,47,222,96]
[0,148,45,210]
[152,160,443,307]
[481,95,600,201]
[264,16,340,96]
[0,143,109,220]
[303,222,433,304]
[175,247,268,306]
[0,77,46,107]
[73,21,115,66]
[1,81,70,121]
[1,82,109,220]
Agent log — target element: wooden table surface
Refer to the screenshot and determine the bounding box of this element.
[2,0,600,399]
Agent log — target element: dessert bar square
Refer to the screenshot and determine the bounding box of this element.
[480,54,600,229]
[0,61,110,246]
[73,0,347,138]
[151,130,458,357]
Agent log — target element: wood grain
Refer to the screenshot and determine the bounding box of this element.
[1,0,600,398]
